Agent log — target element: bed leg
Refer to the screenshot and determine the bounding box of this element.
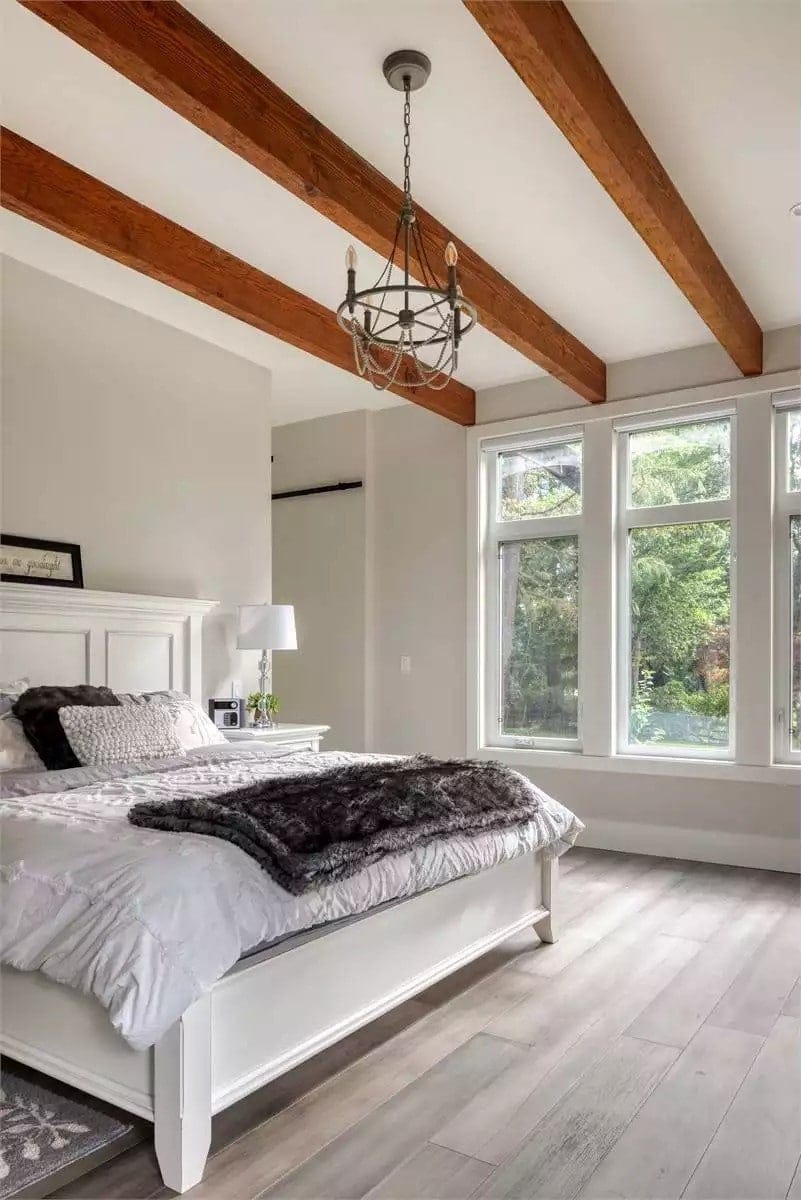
[533,854,559,944]
[154,994,212,1193]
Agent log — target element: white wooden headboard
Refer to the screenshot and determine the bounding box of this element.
[0,583,218,703]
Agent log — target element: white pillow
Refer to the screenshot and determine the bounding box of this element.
[163,700,226,750]
[117,692,225,750]
[116,689,188,706]
[0,678,45,772]
[60,704,185,767]
[0,712,45,772]
[0,677,30,696]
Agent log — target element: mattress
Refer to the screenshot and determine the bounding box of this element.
[0,746,583,1050]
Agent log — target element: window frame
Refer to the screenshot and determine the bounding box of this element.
[614,406,737,761]
[483,427,583,752]
[772,396,801,765]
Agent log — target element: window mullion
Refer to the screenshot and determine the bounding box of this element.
[772,405,801,763]
[581,419,615,756]
[494,515,581,541]
[776,493,801,517]
[482,451,500,749]
[736,395,772,765]
[773,514,793,761]
[625,498,732,530]
[616,424,631,753]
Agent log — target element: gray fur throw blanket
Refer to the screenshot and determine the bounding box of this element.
[128,755,543,895]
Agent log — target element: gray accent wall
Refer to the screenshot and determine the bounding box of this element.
[1,258,272,699]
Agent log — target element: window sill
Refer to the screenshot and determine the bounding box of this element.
[475,744,801,786]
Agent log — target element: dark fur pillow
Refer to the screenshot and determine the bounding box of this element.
[13,685,121,770]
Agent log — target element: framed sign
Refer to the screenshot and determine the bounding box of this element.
[0,535,84,588]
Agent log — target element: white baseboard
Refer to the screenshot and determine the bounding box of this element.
[580,818,800,874]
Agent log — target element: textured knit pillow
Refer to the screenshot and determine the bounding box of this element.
[59,704,185,767]
[13,685,121,770]
[117,692,225,749]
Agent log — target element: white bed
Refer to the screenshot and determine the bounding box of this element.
[0,584,580,1192]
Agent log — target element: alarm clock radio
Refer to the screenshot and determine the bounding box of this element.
[208,697,245,729]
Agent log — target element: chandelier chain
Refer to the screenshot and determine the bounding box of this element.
[403,79,412,202]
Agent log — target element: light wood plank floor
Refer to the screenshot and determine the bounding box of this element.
[52,850,800,1200]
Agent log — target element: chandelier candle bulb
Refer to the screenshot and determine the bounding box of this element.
[345,245,357,313]
[446,241,458,303]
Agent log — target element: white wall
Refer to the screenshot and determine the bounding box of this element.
[1,258,272,697]
[517,765,799,872]
[271,411,369,750]
[371,405,467,758]
[270,404,467,757]
[478,324,801,423]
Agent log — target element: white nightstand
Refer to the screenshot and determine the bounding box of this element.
[222,723,329,754]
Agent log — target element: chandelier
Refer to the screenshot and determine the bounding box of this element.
[336,50,477,392]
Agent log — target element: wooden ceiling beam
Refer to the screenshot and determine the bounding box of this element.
[464,0,763,377]
[1,129,476,424]
[18,0,607,403]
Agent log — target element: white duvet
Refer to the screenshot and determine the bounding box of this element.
[0,747,583,1050]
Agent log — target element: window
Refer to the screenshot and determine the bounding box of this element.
[484,436,582,749]
[498,441,582,519]
[628,419,731,507]
[619,417,733,757]
[500,537,579,740]
[774,402,801,762]
[474,387,800,777]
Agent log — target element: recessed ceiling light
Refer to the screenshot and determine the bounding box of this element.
[791,202,801,218]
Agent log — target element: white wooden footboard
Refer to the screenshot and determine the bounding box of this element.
[1,851,557,1193]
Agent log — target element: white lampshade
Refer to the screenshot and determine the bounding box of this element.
[237,604,297,651]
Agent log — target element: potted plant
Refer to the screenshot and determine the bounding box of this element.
[246,691,280,728]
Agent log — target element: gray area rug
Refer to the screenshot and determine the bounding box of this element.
[0,1064,135,1198]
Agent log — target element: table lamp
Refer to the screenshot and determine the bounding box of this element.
[237,604,297,727]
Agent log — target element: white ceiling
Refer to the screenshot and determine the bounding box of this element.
[1,212,400,426]
[2,0,798,426]
[569,0,801,332]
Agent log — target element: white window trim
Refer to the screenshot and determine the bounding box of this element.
[483,433,583,752]
[615,405,736,761]
[467,367,801,784]
[773,396,801,764]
